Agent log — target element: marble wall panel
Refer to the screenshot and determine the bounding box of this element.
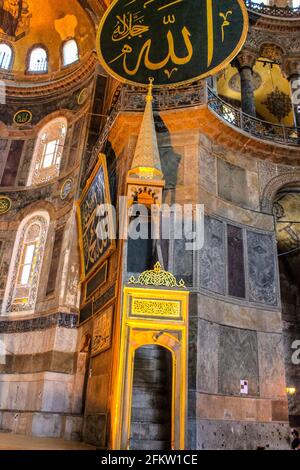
[199,217,226,295]
[173,238,193,286]
[41,377,73,413]
[199,147,216,194]
[247,231,277,306]
[196,294,282,332]
[227,225,246,299]
[218,326,259,396]
[218,159,248,207]
[257,332,286,399]
[196,319,219,394]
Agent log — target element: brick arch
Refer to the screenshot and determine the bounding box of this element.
[261,171,300,213]
[33,109,74,134]
[17,200,56,222]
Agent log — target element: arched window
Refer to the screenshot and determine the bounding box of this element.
[0,43,13,70]
[62,39,79,66]
[28,46,48,73]
[2,211,49,314]
[27,118,68,186]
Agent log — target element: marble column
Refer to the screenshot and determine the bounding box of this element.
[233,51,257,118]
[284,58,300,128]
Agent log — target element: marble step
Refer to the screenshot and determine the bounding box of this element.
[131,389,170,408]
[130,439,171,451]
[130,422,170,441]
[136,346,169,360]
[133,368,170,386]
[131,406,171,424]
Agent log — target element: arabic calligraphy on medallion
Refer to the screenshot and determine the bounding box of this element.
[78,156,115,280]
[97,0,248,87]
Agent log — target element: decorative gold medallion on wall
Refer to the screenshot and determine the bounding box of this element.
[77,88,89,105]
[0,196,12,215]
[13,110,32,126]
[60,178,73,200]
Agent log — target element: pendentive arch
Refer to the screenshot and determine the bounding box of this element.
[261,171,300,214]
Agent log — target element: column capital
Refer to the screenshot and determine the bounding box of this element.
[232,50,258,71]
[282,57,300,81]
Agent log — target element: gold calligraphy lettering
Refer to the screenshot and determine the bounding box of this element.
[144,0,155,7]
[164,67,178,78]
[163,14,175,24]
[112,13,149,42]
[109,27,193,76]
[157,0,183,11]
[207,0,214,67]
[219,10,232,43]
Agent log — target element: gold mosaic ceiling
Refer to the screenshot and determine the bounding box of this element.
[0,0,97,74]
[217,61,294,126]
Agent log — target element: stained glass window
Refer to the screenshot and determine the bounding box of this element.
[2,212,49,314]
[27,118,67,186]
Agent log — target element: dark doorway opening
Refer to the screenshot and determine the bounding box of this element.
[130,345,172,450]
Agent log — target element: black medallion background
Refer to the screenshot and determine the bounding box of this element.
[97,0,248,87]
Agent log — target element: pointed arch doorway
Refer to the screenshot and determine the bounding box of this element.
[110,277,189,450]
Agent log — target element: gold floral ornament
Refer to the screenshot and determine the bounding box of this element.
[0,196,12,215]
[129,262,186,288]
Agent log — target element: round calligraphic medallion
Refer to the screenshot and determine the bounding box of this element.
[0,196,12,215]
[78,88,89,105]
[13,110,32,126]
[97,0,248,88]
[60,178,73,200]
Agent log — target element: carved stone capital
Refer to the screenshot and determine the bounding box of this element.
[283,57,300,80]
[232,50,258,71]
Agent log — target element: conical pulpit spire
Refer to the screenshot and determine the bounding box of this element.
[128,78,164,181]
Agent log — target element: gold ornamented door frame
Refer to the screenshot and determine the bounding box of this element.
[111,284,189,450]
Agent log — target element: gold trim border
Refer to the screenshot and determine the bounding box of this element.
[96,0,249,89]
[111,286,189,450]
[76,153,116,283]
[60,178,73,200]
[77,87,89,105]
[0,196,12,215]
[13,109,33,125]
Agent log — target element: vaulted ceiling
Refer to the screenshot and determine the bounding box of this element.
[0,0,108,75]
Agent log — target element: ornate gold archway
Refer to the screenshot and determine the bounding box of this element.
[111,263,189,450]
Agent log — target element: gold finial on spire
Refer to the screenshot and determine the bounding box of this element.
[146,77,154,103]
